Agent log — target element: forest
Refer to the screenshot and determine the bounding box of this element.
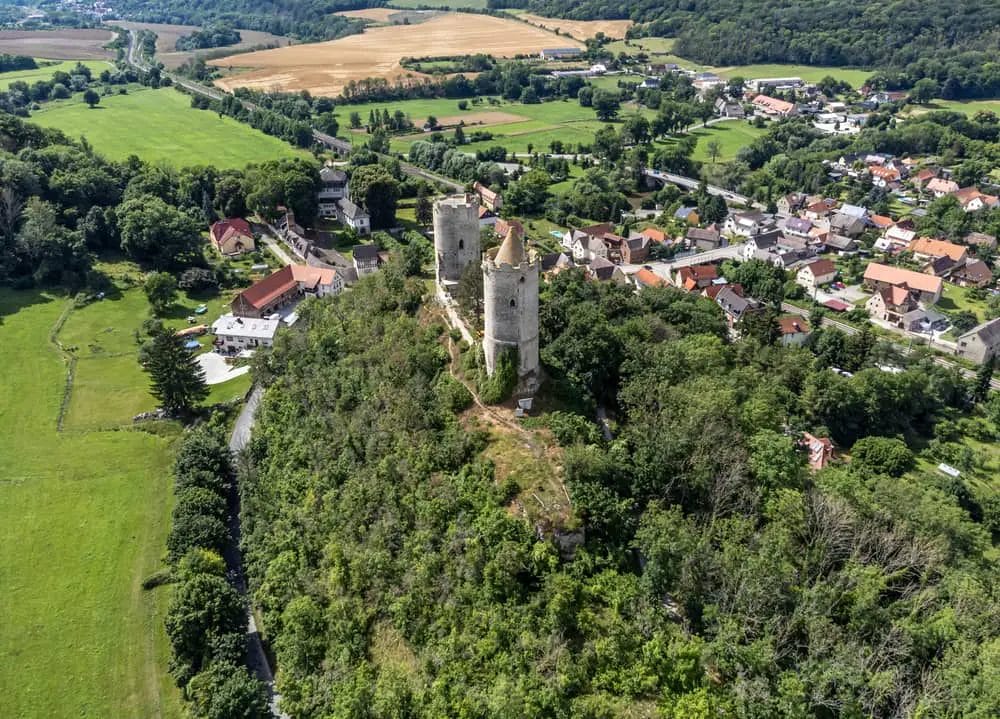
[491,0,999,74]
[240,267,999,717]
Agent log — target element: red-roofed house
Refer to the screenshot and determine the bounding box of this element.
[209,218,255,256]
[869,214,895,230]
[752,94,796,117]
[231,264,342,318]
[674,264,718,291]
[866,284,919,325]
[632,267,666,289]
[869,165,900,187]
[778,315,811,346]
[472,181,502,212]
[801,431,833,471]
[926,177,959,197]
[953,187,999,213]
[863,262,943,304]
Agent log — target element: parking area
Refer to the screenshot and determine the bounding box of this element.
[196,351,251,385]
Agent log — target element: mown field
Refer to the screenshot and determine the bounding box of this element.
[29,86,306,168]
[336,96,651,155]
[686,120,768,162]
[714,63,873,87]
[907,99,1000,117]
[0,58,112,89]
[0,28,115,60]
[0,289,182,718]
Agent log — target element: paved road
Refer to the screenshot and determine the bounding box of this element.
[642,168,764,209]
[261,234,295,266]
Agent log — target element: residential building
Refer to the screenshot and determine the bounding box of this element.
[318,166,348,217]
[211,314,280,354]
[725,211,775,238]
[714,98,745,118]
[866,285,919,325]
[637,226,668,245]
[539,252,573,275]
[951,259,993,288]
[926,177,959,197]
[868,214,895,231]
[752,94,796,117]
[964,231,997,250]
[777,316,811,346]
[824,234,858,254]
[956,318,1000,364]
[621,236,650,264]
[674,264,718,291]
[572,234,608,263]
[352,244,380,276]
[777,192,807,215]
[953,187,999,212]
[829,212,866,238]
[869,165,900,187]
[472,181,502,211]
[922,255,957,278]
[231,264,343,318]
[674,205,700,224]
[907,237,968,264]
[741,229,781,259]
[801,431,834,471]
[587,256,628,284]
[716,285,761,332]
[478,205,497,228]
[782,216,813,238]
[209,218,255,256]
[633,267,666,289]
[335,198,371,235]
[802,198,838,220]
[686,226,724,251]
[863,263,943,304]
[796,259,837,293]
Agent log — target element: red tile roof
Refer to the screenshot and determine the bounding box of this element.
[235,265,338,311]
[210,218,252,250]
[777,316,809,335]
[634,268,665,287]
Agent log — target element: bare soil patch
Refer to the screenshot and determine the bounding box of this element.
[0,29,115,60]
[209,12,579,97]
[516,12,632,40]
[112,21,290,69]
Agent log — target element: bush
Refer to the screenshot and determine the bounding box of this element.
[179,267,219,293]
[851,436,914,477]
[478,348,517,405]
[187,663,269,719]
[546,411,601,446]
[165,572,246,685]
[436,373,473,413]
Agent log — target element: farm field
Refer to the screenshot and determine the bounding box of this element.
[0,28,116,59]
[0,58,112,89]
[907,99,1000,117]
[714,63,873,87]
[336,96,626,154]
[111,21,291,69]
[209,12,576,96]
[0,289,182,719]
[605,37,677,55]
[387,0,488,8]
[513,12,632,40]
[30,86,306,168]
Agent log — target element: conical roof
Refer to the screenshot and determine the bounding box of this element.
[494,226,525,266]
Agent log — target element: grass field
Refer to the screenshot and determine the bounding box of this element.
[686,120,767,162]
[0,288,182,718]
[388,0,488,8]
[604,37,678,55]
[0,58,112,89]
[714,63,873,87]
[29,86,306,168]
[907,99,1000,117]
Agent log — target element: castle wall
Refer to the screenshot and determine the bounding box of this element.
[433,196,480,285]
[483,257,539,379]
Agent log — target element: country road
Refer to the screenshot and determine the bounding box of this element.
[643,168,765,209]
[124,29,463,192]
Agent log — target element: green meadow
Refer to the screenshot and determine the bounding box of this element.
[30,86,307,168]
[0,58,113,89]
[714,63,873,88]
[686,120,767,162]
[0,260,253,717]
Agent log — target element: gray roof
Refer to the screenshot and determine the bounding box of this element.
[337,198,368,220]
[783,217,813,234]
[352,244,379,260]
[959,317,1000,344]
[825,234,856,249]
[716,286,758,317]
[320,167,347,183]
[839,203,867,218]
[686,227,720,242]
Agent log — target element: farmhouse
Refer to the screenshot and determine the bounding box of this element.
[473,181,502,212]
[907,237,968,264]
[866,285,919,325]
[231,264,343,318]
[956,318,1000,364]
[863,263,942,305]
[211,314,280,355]
[752,94,796,118]
[209,218,255,255]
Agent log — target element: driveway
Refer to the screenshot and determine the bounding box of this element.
[197,351,250,385]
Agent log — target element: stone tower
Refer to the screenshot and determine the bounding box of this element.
[433,194,480,288]
[483,227,539,383]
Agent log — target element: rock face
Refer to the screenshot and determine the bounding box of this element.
[482,227,539,382]
[433,194,480,287]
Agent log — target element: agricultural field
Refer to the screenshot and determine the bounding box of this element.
[209,12,576,97]
[387,0,488,8]
[111,21,291,70]
[605,37,677,55]
[714,63,873,87]
[336,96,623,155]
[906,98,1000,117]
[29,86,306,168]
[0,289,181,718]
[512,12,632,40]
[0,58,112,89]
[0,28,116,59]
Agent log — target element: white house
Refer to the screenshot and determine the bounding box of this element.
[211,314,280,354]
[352,244,380,276]
[318,166,348,217]
[725,212,774,238]
[573,234,607,262]
[336,198,371,235]
[796,259,837,293]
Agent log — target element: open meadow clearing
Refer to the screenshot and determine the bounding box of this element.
[112,21,291,69]
[0,58,112,89]
[209,12,577,96]
[0,28,115,60]
[714,63,873,87]
[687,120,767,162]
[513,12,632,40]
[905,98,1000,117]
[0,289,181,718]
[30,86,306,168]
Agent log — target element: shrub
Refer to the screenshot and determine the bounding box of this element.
[851,436,914,477]
[436,373,473,413]
[478,348,517,405]
[546,411,601,446]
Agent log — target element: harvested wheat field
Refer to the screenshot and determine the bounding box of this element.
[210,12,579,96]
[113,21,291,69]
[0,29,115,60]
[516,13,632,40]
[336,8,403,22]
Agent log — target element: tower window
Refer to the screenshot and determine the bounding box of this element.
[519,276,525,283]
[509,299,516,308]
[458,239,464,250]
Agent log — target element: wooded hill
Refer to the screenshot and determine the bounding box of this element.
[492,0,999,69]
[241,267,1000,717]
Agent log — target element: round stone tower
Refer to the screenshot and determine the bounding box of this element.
[433,194,480,288]
[483,227,539,383]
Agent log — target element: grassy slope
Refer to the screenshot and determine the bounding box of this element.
[687,120,767,162]
[0,290,182,719]
[30,86,307,169]
[0,58,113,89]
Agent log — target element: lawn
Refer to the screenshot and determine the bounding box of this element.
[908,99,1000,117]
[938,283,988,321]
[30,85,307,169]
[0,58,112,89]
[0,289,182,718]
[652,119,766,164]
[604,37,677,55]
